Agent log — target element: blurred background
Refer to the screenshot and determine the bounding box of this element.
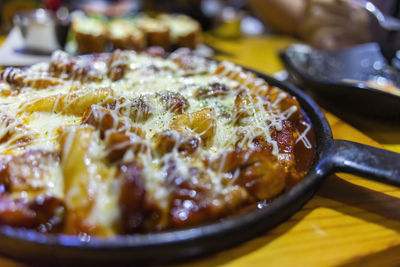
[1,0,399,52]
[1,0,400,105]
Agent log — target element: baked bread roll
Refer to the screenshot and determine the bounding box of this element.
[71,17,108,54]
[158,14,202,49]
[136,17,171,50]
[108,19,146,51]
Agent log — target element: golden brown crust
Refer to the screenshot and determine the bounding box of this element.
[72,14,202,53]
[0,195,64,231]
[136,17,171,50]
[108,21,147,51]
[71,20,108,54]
[81,105,144,139]
[144,29,171,50]
[158,14,202,49]
[177,24,202,49]
[110,33,147,51]
[1,67,62,90]
[170,108,216,141]
[153,131,200,156]
[157,91,189,114]
[74,31,107,54]
[0,150,59,192]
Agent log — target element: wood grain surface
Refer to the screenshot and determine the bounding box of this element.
[0,34,399,266]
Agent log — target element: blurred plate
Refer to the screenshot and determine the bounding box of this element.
[280,43,400,119]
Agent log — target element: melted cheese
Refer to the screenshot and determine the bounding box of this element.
[26,112,81,151]
[0,50,313,235]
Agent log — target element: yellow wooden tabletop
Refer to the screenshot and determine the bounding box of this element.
[0,34,400,266]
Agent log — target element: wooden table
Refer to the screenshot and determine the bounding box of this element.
[1,34,400,266]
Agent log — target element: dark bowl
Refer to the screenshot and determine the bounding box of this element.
[280,43,400,120]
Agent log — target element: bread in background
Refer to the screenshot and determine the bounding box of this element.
[71,17,108,54]
[108,19,146,51]
[158,14,202,49]
[71,13,203,54]
[136,16,171,50]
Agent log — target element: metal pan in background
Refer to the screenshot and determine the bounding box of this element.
[0,66,398,265]
[280,43,400,120]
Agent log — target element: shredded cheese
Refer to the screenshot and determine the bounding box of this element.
[0,49,313,235]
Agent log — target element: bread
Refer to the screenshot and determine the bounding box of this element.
[136,17,171,50]
[71,17,108,54]
[108,19,146,51]
[72,14,203,54]
[158,14,202,49]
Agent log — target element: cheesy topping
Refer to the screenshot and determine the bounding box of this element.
[0,49,313,236]
[158,14,199,42]
[72,17,107,35]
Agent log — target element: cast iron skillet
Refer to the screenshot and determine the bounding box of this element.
[0,67,399,265]
[280,43,400,119]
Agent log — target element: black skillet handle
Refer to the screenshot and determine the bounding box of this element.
[329,140,400,186]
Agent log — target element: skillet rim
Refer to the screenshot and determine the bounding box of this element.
[0,62,334,262]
